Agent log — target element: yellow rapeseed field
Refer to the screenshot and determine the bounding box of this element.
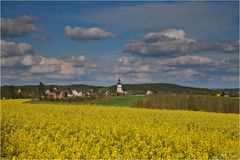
[1,99,239,159]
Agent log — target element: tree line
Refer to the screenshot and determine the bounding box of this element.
[135,93,239,114]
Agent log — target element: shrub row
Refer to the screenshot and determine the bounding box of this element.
[135,94,239,113]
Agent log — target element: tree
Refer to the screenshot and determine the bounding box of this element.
[1,85,17,99]
[64,91,68,97]
[38,82,45,100]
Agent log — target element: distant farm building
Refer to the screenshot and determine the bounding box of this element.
[17,89,21,93]
[216,91,229,97]
[146,90,153,95]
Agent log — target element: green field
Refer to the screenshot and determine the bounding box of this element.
[28,96,146,107]
[1,99,239,159]
[92,96,146,106]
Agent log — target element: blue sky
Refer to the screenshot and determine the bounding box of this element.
[1,1,239,88]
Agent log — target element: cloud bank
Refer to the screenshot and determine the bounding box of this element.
[1,40,96,82]
[123,29,239,56]
[105,54,238,83]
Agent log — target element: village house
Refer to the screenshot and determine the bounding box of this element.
[45,88,64,100]
[72,90,83,97]
[45,88,84,100]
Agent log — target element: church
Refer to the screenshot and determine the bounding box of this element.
[117,78,124,94]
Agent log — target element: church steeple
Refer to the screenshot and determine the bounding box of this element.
[118,78,121,84]
[117,78,123,93]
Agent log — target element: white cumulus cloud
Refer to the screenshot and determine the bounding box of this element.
[1,16,40,37]
[29,55,88,76]
[65,26,116,41]
[1,40,33,57]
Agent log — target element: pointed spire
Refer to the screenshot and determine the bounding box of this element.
[118,78,121,84]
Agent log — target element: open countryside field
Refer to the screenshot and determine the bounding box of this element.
[90,96,146,106]
[1,99,239,159]
[28,96,146,107]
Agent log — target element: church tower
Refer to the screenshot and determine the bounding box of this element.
[117,78,123,93]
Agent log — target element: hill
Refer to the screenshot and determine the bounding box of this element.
[109,83,213,95]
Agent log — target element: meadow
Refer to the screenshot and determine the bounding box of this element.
[1,99,239,159]
[90,96,146,106]
[28,96,146,107]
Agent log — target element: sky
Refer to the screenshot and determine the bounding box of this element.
[1,1,239,88]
